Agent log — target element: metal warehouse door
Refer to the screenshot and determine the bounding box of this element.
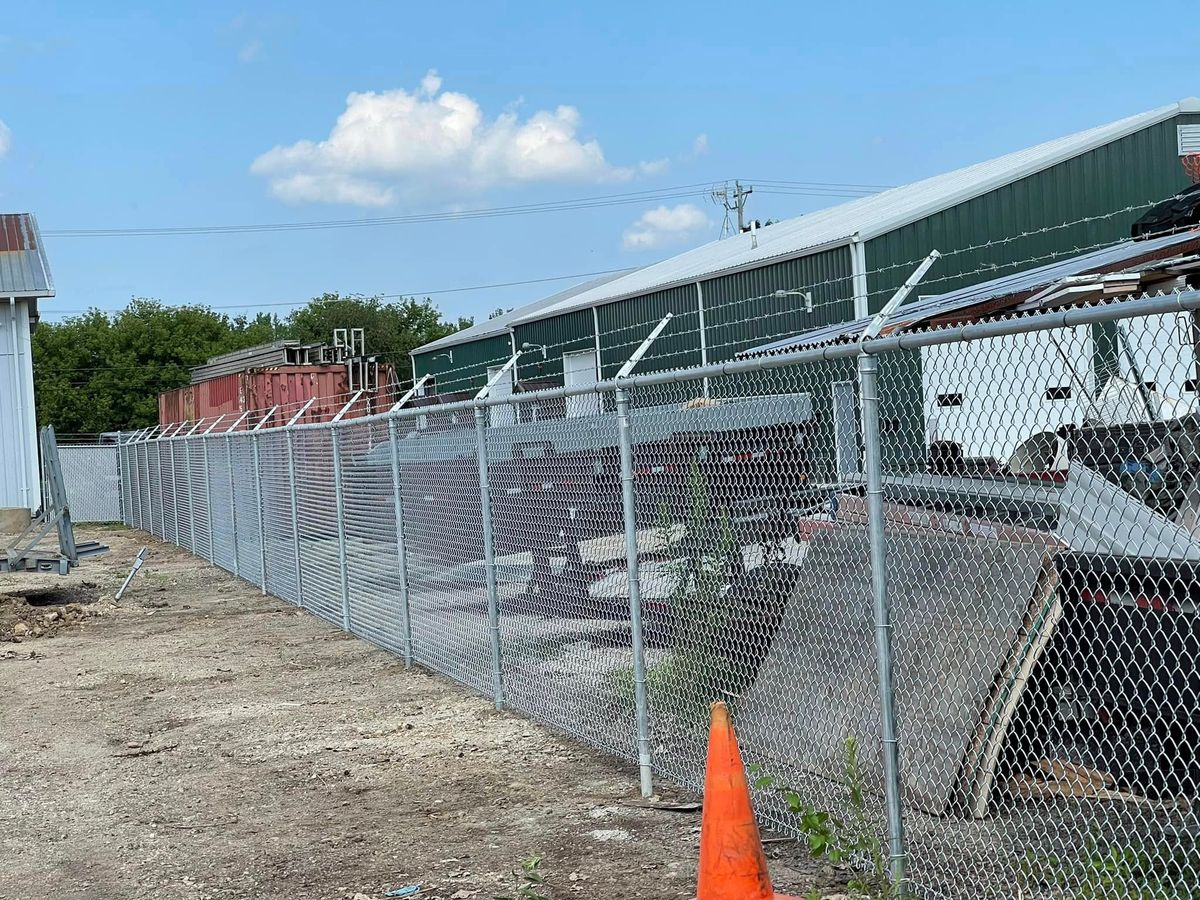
[563,350,600,417]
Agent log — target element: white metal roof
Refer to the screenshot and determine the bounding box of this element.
[516,99,1200,324]
[415,269,634,354]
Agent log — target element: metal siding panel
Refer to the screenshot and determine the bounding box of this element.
[513,310,594,384]
[702,249,854,362]
[0,301,39,510]
[413,334,511,394]
[518,104,1196,321]
[596,285,700,378]
[865,114,1200,472]
[867,119,1192,313]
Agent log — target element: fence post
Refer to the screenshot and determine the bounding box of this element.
[331,425,352,631]
[127,441,136,528]
[184,439,197,555]
[286,429,304,608]
[156,440,167,538]
[474,405,505,710]
[857,350,907,897]
[138,441,147,532]
[147,440,157,536]
[252,433,268,595]
[168,439,178,549]
[117,434,130,526]
[226,433,240,578]
[389,418,415,668]
[614,385,654,798]
[199,436,213,564]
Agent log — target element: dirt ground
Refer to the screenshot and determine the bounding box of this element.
[0,526,848,900]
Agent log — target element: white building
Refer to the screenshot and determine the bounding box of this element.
[0,214,54,516]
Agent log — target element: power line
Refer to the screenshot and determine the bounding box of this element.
[41,179,893,239]
[40,266,639,318]
[42,184,718,238]
[749,178,895,190]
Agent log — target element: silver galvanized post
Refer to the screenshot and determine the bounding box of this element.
[122,438,132,528]
[331,425,352,631]
[137,436,148,531]
[146,439,156,536]
[474,405,505,709]
[184,438,196,554]
[286,429,304,608]
[857,350,907,897]
[203,437,215,564]
[117,434,130,526]
[389,418,415,667]
[252,433,268,594]
[226,433,240,578]
[615,385,654,799]
[165,433,179,546]
[153,440,164,538]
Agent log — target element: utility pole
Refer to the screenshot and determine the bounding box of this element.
[711,181,753,238]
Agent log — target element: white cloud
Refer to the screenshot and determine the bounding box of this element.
[692,133,709,156]
[0,119,10,159]
[251,70,667,205]
[622,203,711,251]
[238,39,263,62]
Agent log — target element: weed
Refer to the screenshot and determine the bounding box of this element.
[495,854,549,900]
[751,736,889,899]
[652,463,744,719]
[1022,834,1200,899]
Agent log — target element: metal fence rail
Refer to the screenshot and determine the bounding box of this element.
[118,289,1200,899]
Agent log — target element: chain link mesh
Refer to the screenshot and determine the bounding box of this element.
[396,415,496,694]
[878,314,1200,898]
[57,444,121,523]
[258,428,297,604]
[116,294,1200,899]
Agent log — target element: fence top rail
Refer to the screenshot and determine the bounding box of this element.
[143,286,1200,439]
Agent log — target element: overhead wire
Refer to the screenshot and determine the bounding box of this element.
[38,201,1169,384]
[39,266,642,319]
[42,178,894,239]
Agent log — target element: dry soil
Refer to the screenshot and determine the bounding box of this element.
[0,526,848,900]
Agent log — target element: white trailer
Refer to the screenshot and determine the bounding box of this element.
[922,311,1198,464]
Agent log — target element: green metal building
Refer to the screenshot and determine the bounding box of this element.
[412,99,1200,452]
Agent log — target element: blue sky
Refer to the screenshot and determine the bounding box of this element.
[3,1,1197,328]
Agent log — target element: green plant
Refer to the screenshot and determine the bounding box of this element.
[651,463,743,719]
[495,854,549,900]
[751,737,889,899]
[1022,834,1200,899]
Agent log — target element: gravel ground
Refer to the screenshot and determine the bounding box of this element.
[0,526,847,900]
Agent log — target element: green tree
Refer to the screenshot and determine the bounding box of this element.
[284,294,471,370]
[32,293,469,433]
[33,300,279,433]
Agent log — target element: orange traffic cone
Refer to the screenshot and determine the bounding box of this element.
[697,701,799,900]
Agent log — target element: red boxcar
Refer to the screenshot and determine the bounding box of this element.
[159,364,398,427]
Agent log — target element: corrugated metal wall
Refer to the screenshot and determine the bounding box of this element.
[865,112,1200,469]
[867,115,1200,309]
[513,310,594,384]
[0,299,40,512]
[702,248,854,362]
[597,284,701,378]
[410,113,1200,418]
[413,333,511,394]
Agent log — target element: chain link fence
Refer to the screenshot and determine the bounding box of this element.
[117,289,1200,899]
[57,443,122,523]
